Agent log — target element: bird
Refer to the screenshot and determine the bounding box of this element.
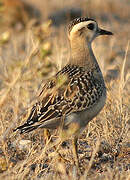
[14,17,113,167]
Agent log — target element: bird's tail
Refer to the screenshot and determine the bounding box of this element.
[13,104,41,134]
[13,122,40,134]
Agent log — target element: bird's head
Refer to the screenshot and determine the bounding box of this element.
[68,17,113,43]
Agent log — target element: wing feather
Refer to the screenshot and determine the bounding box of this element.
[14,65,104,133]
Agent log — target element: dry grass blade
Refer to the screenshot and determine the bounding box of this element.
[82,139,100,178]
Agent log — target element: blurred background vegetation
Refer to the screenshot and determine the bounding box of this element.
[0,0,129,179]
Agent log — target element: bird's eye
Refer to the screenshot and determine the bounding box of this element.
[87,23,94,30]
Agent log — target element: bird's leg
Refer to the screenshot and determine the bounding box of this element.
[72,136,79,168]
[44,128,68,163]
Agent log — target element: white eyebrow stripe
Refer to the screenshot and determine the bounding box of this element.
[70,20,95,36]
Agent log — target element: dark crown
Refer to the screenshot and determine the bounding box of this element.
[68,17,95,34]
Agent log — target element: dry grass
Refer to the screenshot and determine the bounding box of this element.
[0,0,129,179]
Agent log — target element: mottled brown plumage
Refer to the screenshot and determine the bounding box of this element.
[16,64,105,133]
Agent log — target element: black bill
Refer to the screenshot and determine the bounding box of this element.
[98,28,113,35]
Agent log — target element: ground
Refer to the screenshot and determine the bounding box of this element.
[0,0,129,179]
